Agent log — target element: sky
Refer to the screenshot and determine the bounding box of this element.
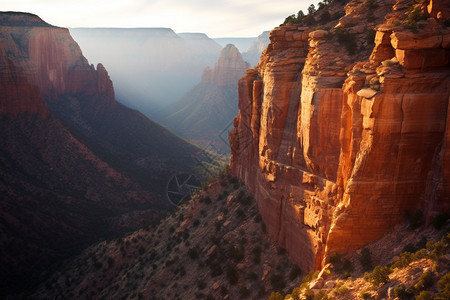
[2,0,317,37]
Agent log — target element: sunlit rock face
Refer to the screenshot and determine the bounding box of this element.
[230,0,450,271]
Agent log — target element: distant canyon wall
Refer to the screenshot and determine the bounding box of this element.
[230,0,450,271]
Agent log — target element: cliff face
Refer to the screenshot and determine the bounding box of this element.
[0,46,49,117]
[0,19,114,104]
[230,0,450,271]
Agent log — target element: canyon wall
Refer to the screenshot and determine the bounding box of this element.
[230,0,450,271]
[0,15,114,105]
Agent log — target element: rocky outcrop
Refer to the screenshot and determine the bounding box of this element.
[230,0,450,272]
[201,44,250,86]
[242,31,271,67]
[159,44,249,150]
[0,16,115,104]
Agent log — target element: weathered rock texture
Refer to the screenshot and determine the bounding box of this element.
[0,17,115,104]
[230,0,450,272]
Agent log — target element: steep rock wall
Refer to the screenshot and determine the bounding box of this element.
[0,13,114,106]
[0,45,49,117]
[230,0,450,271]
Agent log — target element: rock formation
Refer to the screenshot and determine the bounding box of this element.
[202,44,250,86]
[159,44,249,151]
[242,31,271,67]
[230,0,450,272]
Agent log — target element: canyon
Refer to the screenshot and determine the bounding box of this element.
[230,0,450,273]
[159,44,249,151]
[0,12,205,297]
[1,0,450,297]
[70,28,222,114]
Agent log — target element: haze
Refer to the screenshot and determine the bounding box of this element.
[4,0,318,37]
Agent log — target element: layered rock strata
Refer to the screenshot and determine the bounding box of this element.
[230,0,450,271]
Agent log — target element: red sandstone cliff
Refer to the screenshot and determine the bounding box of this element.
[0,12,114,108]
[0,45,49,117]
[230,0,450,272]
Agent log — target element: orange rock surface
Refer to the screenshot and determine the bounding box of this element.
[230,0,450,271]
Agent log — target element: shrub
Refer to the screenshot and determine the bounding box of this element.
[228,245,244,262]
[291,287,301,300]
[365,0,378,9]
[416,236,427,250]
[268,292,284,300]
[334,27,357,54]
[197,280,206,290]
[270,273,286,291]
[393,285,411,299]
[360,248,372,271]
[226,264,238,285]
[415,271,433,291]
[432,213,449,230]
[304,288,315,300]
[283,14,298,25]
[320,11,331,24]
[366,265,391,286]
[392,251,414,269]
[435,272,450,300]
[416,291,432,300]
[405,5,427,29]
[360,292,371,299]
[289,265,302,280]
[239,286,250,298]
[304,14,316,26]
[315,290,329,299]
[210,263,223,277]
[407,210,424,229]
[333,285,349,296]
[329,252,353,275]
[252,246,262,264]
[187,248,198,259]
[403,243,417,253]
[247,271,258,280]
[302,270,319,284]
[220,285,227,296]
[426,233,449,259]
